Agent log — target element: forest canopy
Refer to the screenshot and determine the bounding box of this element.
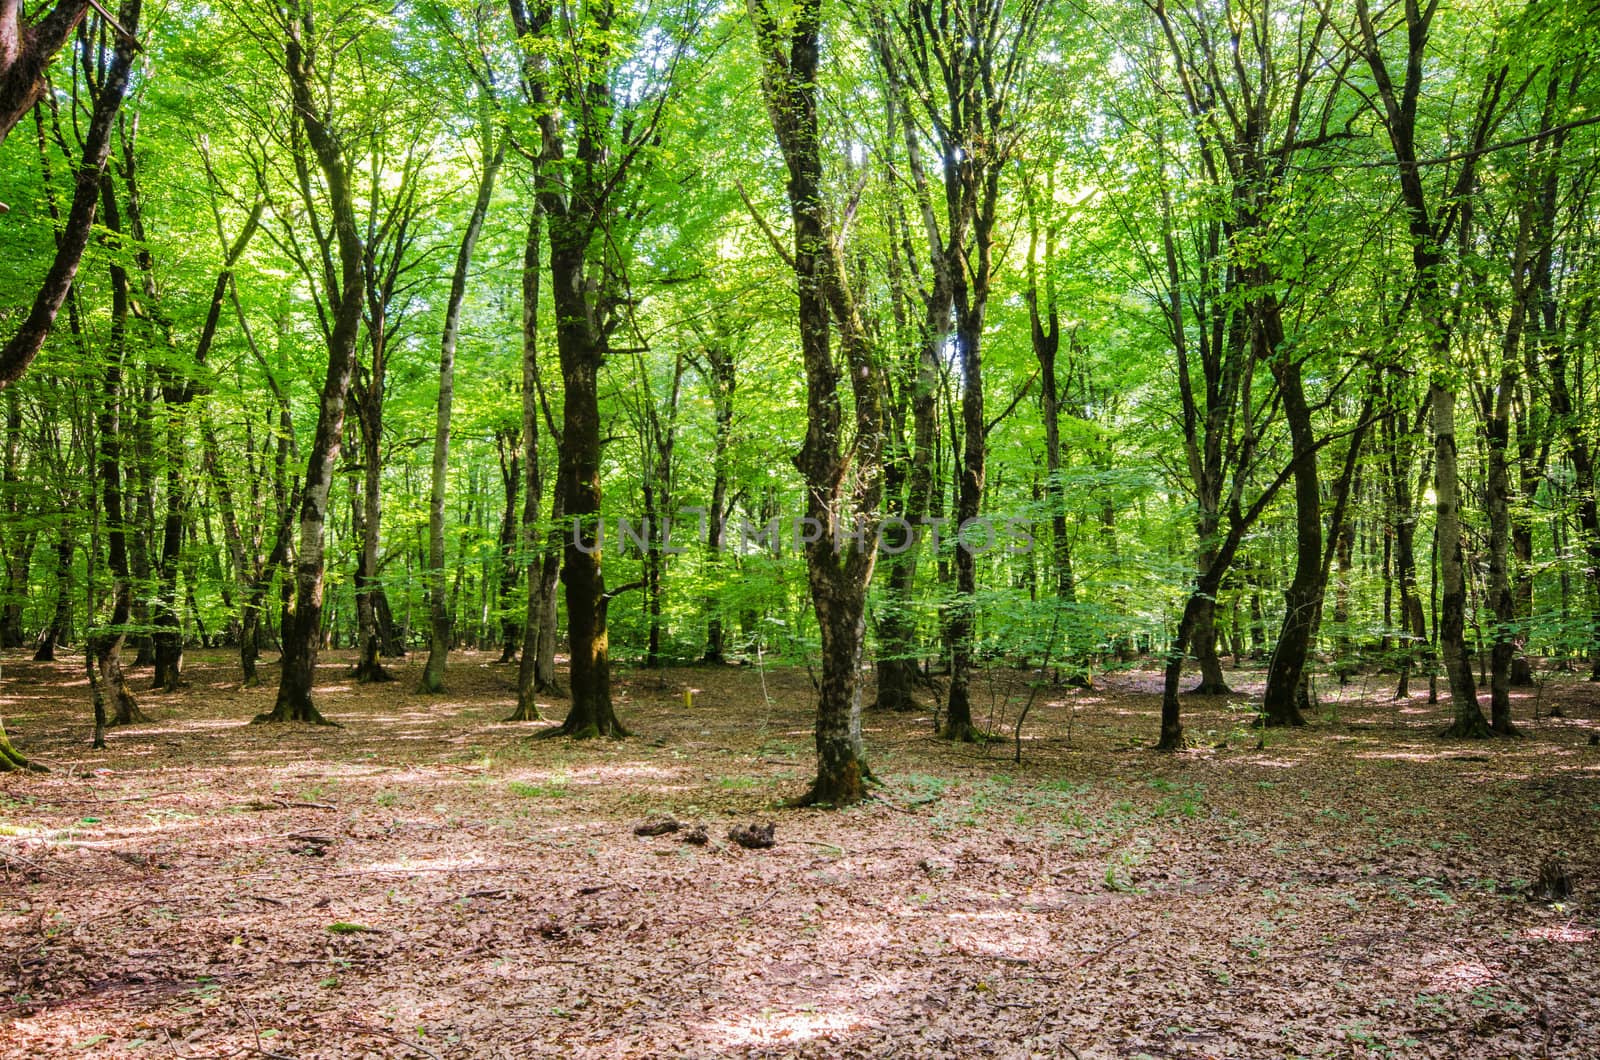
[1,0,1599,798]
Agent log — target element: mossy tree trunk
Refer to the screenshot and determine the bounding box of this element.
[750,0,887,804]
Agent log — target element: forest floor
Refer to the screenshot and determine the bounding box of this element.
[0,649,1598,1059]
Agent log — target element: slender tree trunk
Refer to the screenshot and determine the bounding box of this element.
[941,290,987,742]
[420,140,502,693]
[34,532,72,661]
[510,204,548,721]
[1261,347,1319,726]
[94,176,146,727]
[0,388,26,648]
[352,404,394,683]
[260,6,366,726]
[0,0,139,390]
[1433,383,1489,736]
[1189,538,1232,694]
[702,341,736,664]
[495,433,521,664]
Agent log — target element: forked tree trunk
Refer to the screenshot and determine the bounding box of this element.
[750,0,884,804]
[0,1,132,392]
[258,5,365,727]
[0,0,91,148]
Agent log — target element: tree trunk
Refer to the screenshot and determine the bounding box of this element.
[94,174,147,727]
[0,1,138,391]
[510,203,549,721]
[351,409,394,684]
[495,432,521,664]
[941,292,986,742]
[258,7,365,727]
[34,532,72,661]
[547,231,624,738]
[1261,348,1318,727]
[0,388,27,648]
[701,339,736,665]
[750,0,884,803]
[1188,542,1232,694]
[1433,383,1489,736]
[420,139,502,693]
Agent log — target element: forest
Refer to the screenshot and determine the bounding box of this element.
[1,0,1599,1055]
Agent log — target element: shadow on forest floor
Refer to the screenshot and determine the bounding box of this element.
[2,648,1598,1057]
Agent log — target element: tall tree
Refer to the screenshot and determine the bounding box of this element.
[749,0,887,804]
[255,0,373,726]
[1356,0,1524,738]
[507,0,697,735]
[421,128,505,691]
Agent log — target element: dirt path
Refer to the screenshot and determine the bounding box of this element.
[2,649,1597,1057]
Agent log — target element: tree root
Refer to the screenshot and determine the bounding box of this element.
[252,702,340,726]
[1155,726,1192,752]
[533,716,629,740]
[1441,716,1494,739]
[0,730,47,773]
[503,701,543,723]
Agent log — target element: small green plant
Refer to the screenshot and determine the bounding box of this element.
[326,922,378,935]
[507,779,567,799]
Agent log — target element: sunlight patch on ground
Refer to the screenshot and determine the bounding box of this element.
[700,1009,864,1046]
[1523,924,1595,943]
[106,720,238,738]
[357,854,502,873]
[1242,758,1302,769]
[1419,954,1497,992]
[1354,749,1466,763]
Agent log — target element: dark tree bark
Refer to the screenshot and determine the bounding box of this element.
[1025,184,1075,612]
[509,211,566,713]
[92,249,144,729]
[0,0,90,149]
[510,0,670,737]
[634,350,684,671]
[867,21,958,712]
[1356,0,1514,738]
[259,0,367,726]
[33,532,72,661]
[750,0,887,803]
[0,1,140,391]
[699,334,737,665]
[873,0,1039,743]
[1261,353,1320,728]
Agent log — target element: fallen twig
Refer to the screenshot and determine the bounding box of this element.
[341,1019,444,1060]
[1073,929,1143,968]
